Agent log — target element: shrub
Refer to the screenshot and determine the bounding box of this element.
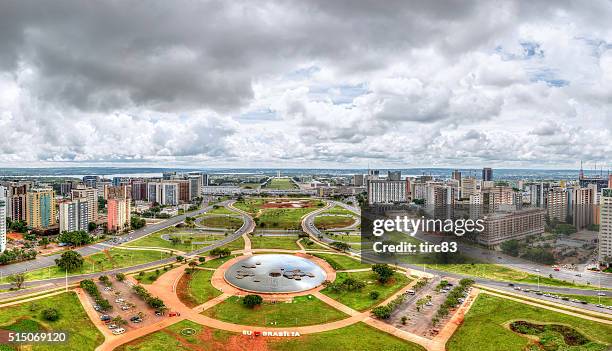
[243,294,263,308]
[369,291,380,300]
[42,308,60,321]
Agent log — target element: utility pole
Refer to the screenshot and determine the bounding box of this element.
[65,269,68,292]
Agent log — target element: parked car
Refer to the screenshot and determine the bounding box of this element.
[100,315,111,321]
[108,324,118,329]
[112,328,126,335]
[168,312,181,317]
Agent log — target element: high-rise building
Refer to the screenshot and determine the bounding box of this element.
[569,186,595,229]
[59,199,89,233]
[387,171,401,181]
[96,180,111,197]
[26,188,56,229]
[546,187,568,223]
[367,179,409,204]
[131,181,148,201]
[599,188,612,263]
[528,183,547,208]
[352,174,365,187]
[82,175,100,188]
[7,183,29,222]
[107,197,131,232]
[188,176,202,200]
[0,186,7,253]
[460,177,477,199]
[176,180,190,203]
[147,182,163,204]
[478,208,545,247]
[452,170,462,182]
[71,185,98,223]
[609,175,612,189]
[161,182,179,206]
[482,167,493,181]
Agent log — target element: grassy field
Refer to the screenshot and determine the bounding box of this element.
[269,322,425,351]
[314,215,356,229]
[115,320,234,351]
[198,215,244,229]
[324,205,357,216]
[134,269,165,284]
[201,295,348,327]
[0,292,104,351]
[178,269,221,307]
[25,249,173,280]
[204,206,236,215]
[198,255,236,268]
[233,198,265,214]
[127,227,225,252]
[447,294,612,351]
[325,233,363,242]
[215,236,246,252]
[264,178,299,190]
[312,253,371,270]
[321,270,410,311]
[256,208,317,229]
[250,235,301,250]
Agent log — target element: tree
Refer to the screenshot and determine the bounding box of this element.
[369,291,380,300]
[55,250,84,272]
[500,240,520,257]
[42,308,60,321]
[198,257,206,263]
[176,256,184,262]
[8,273,25,289]
[330,241,351,252]
[130,217,146,230]
[115,273,126,281]
[371,305,392,319]
[57,230,92,246]
[372,264,395,283]
[210,248,231,257]
[148,297,165,309]
[111,316,127,326]
[88,222,97,232]
[243,294,263,308]
[39,237,50,249]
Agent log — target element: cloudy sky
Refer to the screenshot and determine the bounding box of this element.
[1,1,611,169]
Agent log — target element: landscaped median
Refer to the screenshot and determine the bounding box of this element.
[177,269,221,307]
[447,293,612,351]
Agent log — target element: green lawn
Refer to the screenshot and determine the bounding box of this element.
[250,235,301,250]
[314,215,356,229]
[204,206,236,215]
[447,294,612,351]
[127,227,223,252]
[198,255,236,268]
[325,234,363,242]
[198,215,244,229]
[256,208,318,229]
[321,270,410,311]
[178,269,221,307]
[0,292,104,351]
[26,249,173,281]
[264,178,299,190]
[202,295,348,327]
[312,253,371,270]
[216,236,246,252]
[269,322,425,351]
[134,269,165,284]
[233,198,265,214]
[323,205,357,216]
[115,320,235,351]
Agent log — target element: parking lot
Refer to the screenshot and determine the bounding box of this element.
[82,276,166,334]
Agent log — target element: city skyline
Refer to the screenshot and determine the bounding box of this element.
[1,1,611,168]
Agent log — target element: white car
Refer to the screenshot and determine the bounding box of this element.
[108,324,118,329]
[597,292,606,296]
[112,328,126,335]
[115,298,125,303]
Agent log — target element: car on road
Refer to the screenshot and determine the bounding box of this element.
[597,292,606,296]
[112,328,126,335]
[168,311,181,317]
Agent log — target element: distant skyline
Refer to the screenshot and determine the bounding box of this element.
[1,1,611,168]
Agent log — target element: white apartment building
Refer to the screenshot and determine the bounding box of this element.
[367,179,408,204]
[0,186,6,253]
[59,199,89,233]
[599,188,612,263]
[161,182,179,206]
[71,185,98,223]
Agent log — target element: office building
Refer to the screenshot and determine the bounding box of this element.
[477,208,545,247]
[482,167,493,181]
[0,186,6,253]
[599,188,612,263]
[71,185,98,223]
[59,199,89,233]
[367,179,409,204]
[26,188,56,229]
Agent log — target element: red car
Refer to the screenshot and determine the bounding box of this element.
[168,312,181,317]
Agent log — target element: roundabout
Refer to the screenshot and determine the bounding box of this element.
[223,254,327,293]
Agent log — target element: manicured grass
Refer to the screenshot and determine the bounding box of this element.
[0,292,104,351]
[312,253,371,270]
[269,322,425,351]
[127,227,219,252]
[323,205,357,216]
[134,269,164,284]
[321,270,410,311]
[264,178,298,190]
[256,208,317,229]
[205,206,236,215]
[233,198,265,214]
[178,269,221,307]
[198,215,244,229]
[324,233,362,242]
[447,294,612,351]
[202,295,348,327]
[25,249,173,280]
[314,215,356,229]
[198,255,236,268]
[116,320,234,351]
[216,236,246,252]
[250,235,301,250]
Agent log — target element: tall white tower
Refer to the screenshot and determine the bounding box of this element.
[599,188,612,264]
[0,186,7,253]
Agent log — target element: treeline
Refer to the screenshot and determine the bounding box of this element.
[132,285,166,310]
[0,247,37,265]
[432,278,474,325]
[58,230,93,246]
[80,279,112,311]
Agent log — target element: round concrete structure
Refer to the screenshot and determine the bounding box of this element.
[223,254,327,293]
